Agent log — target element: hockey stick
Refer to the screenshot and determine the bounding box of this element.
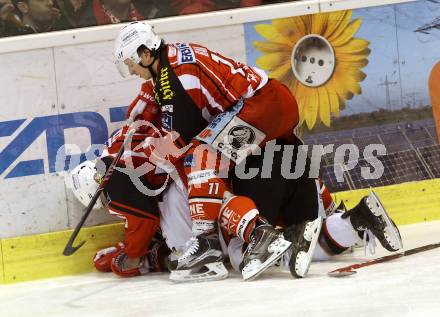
[328,242,440,277]
[63,128,136,256]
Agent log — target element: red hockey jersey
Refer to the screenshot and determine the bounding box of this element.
[165,42,268,121]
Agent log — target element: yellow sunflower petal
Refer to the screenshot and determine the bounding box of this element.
[338,51,370,68]
[253,41,291,54]
[336,49,370,62]
[269,63,293,82]
[338,96,346,110]
[298,103,307,126]
[256,52,291,71]
[326,75,352,100]
[280,16,307,39]
[337,38,370,54]
[337,65,367,82]
[295,84,308,117]
[336,57,369,68]
[318,86,331,126]
[311,13,329,35]
[325,80,348,117]
[272,18,304,43]
[333,70,362,95]
[323,10,353,40]
[301,87,319,129]
[328,87,340,118]
[329,18,362,47]
[359,70,367,82]
[289,77,300,96]
[255,24,292,44]
[300,14,313,34]
[323,11,349,38]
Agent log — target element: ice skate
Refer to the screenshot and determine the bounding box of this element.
[342,191,403,252]
[283,217,323,278]
[169,232,228,283]
[240,223,292,281]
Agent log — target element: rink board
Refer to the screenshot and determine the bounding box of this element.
[0,178,439,284]
[0,223,124,284]
[333,179,440,225]
[0,243,3,283]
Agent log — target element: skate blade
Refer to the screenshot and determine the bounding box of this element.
[242,237,292,281]
[368,192,403,251]
[294,217,323,278]
[169,262,228,283]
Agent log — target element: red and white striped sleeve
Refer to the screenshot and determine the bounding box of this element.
[168,43,268,120]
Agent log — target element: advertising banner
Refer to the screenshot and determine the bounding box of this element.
[244,0,440,192]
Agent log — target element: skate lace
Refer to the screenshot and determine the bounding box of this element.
[180,237,199,261]
[363,229,377,255]
[246,235,257,254]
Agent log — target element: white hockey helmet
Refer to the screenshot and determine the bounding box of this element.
[66,161,104,210]
[114,21,162,77]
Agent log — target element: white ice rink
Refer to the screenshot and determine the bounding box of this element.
[1,221,440,317]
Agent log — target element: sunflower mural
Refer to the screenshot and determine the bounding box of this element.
[254,11,370,129]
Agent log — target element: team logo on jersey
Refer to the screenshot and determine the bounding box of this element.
[184,154,195,168]
[216,117,265,164]
[161,105,173,131]
[177,43,196,65]
[161,113,172,131]
[195,111,265,164]
[198,128,213,139]
[227,126,256,150]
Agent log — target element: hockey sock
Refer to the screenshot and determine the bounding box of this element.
[319,179,337,215]
[227,237,245,272]
[219,193,259,243]
[313,213,359,261]
[188,178,228,235]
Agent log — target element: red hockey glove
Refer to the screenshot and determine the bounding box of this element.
[110,248,150,278]
[93,242,124,272]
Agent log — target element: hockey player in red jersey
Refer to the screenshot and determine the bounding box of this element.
[66,79,175,278]
[113,21,319,280]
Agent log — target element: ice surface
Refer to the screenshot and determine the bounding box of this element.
[1,221,440,317]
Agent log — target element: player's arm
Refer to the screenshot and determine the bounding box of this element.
[92,153,169,277]
[192,44,267,108]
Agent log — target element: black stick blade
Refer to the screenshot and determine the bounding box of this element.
[63,240,86,256]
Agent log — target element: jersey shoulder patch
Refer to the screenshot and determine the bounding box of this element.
[176,43,196,65]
